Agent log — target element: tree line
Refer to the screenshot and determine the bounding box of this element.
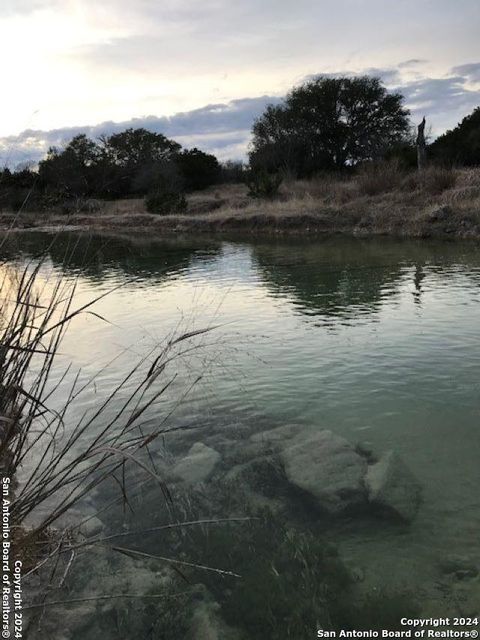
[0,129,230,212]
[1,75,479,213]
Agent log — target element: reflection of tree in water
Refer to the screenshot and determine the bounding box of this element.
[251,239,404,322]
[413,264,426,305]
[2,234,480,320]
[0,232,223,283]
[251,238,480,322]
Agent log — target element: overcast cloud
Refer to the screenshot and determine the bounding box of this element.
[0,1,479,167]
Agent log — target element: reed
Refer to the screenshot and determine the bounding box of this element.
[0,258,215,565]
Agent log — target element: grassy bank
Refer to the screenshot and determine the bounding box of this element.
[2,166,480,239]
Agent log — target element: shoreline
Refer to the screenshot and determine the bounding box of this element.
[2,204,480,240]
[2,172,480,240]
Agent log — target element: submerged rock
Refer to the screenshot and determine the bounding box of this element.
[365,451,421,522]
[172,442,221,485]
[246,425,423,524]
[188,598,245,640]
[79,516,105,538]
[348,565,366,583]
[281,430,368,515]
[439,555,479,580]
[223,455,289,516]
[250,423,308,444]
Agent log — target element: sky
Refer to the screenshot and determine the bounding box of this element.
[1,0,479,167]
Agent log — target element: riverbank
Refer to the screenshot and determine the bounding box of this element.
[2,167,480,239]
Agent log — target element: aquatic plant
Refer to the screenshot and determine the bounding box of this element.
[172,511,351,639]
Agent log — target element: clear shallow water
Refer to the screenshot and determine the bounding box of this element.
[4,232,480,633]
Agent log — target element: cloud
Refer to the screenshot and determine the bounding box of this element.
[0,96,281,167]
[306,62,480,134]
[451,62,480,83]
[3,0,480,144]
[307,66,402,86]
[396,71,480,134]
[1,60,479,168]
[0,0,50,15]
[397,59,428,69]
[400,76,479,114]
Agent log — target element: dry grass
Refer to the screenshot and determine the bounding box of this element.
[356,162,405,196]
[102,198,146,215]
[2,166,480,239]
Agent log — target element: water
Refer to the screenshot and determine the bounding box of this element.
[4,232,480,636]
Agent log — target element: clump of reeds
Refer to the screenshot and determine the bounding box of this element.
[0,259,214,562]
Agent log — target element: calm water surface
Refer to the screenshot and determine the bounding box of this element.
[4,232,480,635]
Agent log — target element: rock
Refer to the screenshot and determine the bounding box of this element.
[79,516,105,538]
[455,569,479,580]
[365,451,421,522]
[349,566,365,583]
[172,442,221,485]
[225,455,282,490]
[250,424,309,445]
[281,430,368,515]
[439,556,479,579]
[223,455,288,515]
[354,442,378,464]
[188,588,245,640]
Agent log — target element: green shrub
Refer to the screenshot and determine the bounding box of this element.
[7,189,29,212]
[6,188,40,212]
[38,188,68,212]
[176,148,220,191]
[246,169,283,198]
[145,187,187,215]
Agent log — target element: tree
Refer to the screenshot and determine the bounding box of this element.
[220,160,246,183]
[430,107,480,166]
[416,117,427,169]
[100,128,181,196]
[250,76,411,177]
[176,148,220,191]
[102,128,181,167]
[38,134,101,196]
[6,127,223,208]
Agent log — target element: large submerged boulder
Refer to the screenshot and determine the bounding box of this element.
[280,430,368,515]
[248,425,422,523]
[172,442,221,485]
[365,450,421,522]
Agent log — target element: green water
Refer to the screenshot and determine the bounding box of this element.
[4,232,480,637]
